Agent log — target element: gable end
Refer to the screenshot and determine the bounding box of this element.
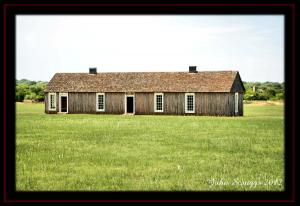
[230,72,245,93]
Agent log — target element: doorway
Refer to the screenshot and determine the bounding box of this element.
[125,95,135,114]
[59,93,68,113]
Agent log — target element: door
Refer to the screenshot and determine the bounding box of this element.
[126,96,134,113]
[61,96,67,113]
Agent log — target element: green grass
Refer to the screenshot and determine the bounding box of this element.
[16,102,284,191]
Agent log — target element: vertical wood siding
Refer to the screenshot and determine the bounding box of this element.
[67,92,124,114]
[230,74,245,93]
[195,93,235,116]
[163,93,237,116]
[44,92,48,113]
[164,93,185,115]
[105,93,124,114]
[135,93,154,115]
[68,93,96,113]
[238,93,244,116]
[56,93,59,112]
[45,92,243,116]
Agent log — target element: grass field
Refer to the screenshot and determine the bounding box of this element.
[16,102,284,191]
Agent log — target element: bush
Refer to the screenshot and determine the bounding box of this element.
[16,79,47,102]
[265,89,276,98]
[16,91,25,102]
[36,95,45,102]
[270,92,284,100]
[25,93,36,100]
[255,93,268,100]
[244,90,255,100]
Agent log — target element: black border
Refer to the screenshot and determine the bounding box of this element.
[1,2,297,204]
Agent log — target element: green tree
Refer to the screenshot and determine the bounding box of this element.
[264,88,276,99]
[16,79,48,102]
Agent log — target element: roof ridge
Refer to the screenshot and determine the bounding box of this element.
[54,70,238,74]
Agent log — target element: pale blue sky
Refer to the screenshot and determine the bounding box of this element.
[16,15,284,82]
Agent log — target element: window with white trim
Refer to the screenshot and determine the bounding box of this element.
[48,93,56,111]
[154,93,164,112]
[235,92,239,113]
[185,93,195,113]
[96,93,105,112]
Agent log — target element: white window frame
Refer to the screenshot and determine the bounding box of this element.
[59,93,68,113]
[124,94,135,114]
[48,93,56,111]
[235,92,239,113]
[154,93,164,112]
[185,93,195,113]
[96,93,105,112]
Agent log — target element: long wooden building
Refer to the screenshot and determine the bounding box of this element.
[44,66,245,116]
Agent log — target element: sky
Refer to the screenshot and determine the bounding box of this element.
[16,15,284,82]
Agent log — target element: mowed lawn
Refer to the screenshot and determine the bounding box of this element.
[16,103,284,191]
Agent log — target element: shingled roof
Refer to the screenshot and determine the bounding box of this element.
[45,71,244,93]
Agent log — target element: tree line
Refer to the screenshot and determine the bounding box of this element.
[243,82,284,100]
[16,79,48,102]
[15,79,285,102]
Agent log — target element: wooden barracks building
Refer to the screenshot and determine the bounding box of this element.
[44,66,245,116]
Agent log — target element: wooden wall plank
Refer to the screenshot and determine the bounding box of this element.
[230,73,245,93]
[135,92,154,115]
[164,93,185,115]
[195,93,233,116]
[68,93,95,113]
[105,93,124,114]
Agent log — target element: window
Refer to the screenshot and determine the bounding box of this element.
[96,93,105,112]
[235,92,239,113]
[48,93,56,111]
[185,93,195,113]
[154,93,164,112]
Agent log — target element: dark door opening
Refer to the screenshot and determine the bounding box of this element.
[126,96,134,113]
[61,96,67,112]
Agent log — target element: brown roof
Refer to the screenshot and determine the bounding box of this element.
[45,71,242,93]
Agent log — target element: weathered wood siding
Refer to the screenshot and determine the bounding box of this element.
[135,92,154,115]
[68,93,96,113]
[45,92,243,116]
[135,92,187,115]
[195,93,235,116]
[135,92,241,116]
[164,93,185,115]
[231,73,245,93]
[44,92,48,113]
[67,92,125,114]
[104,93,124,114]
[238,93,243,116]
